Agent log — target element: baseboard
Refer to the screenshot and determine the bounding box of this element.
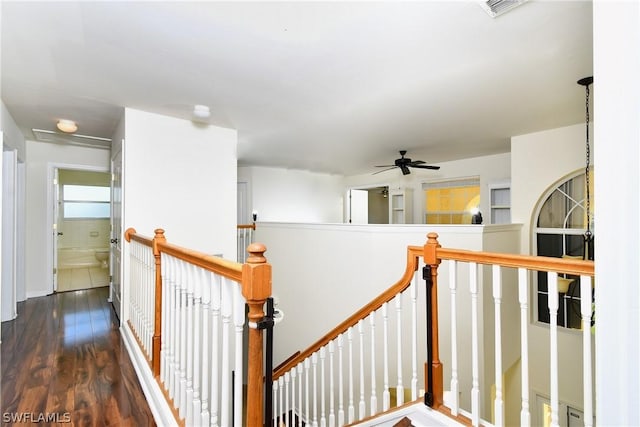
[121,324,177,427]
[26,290,50,299]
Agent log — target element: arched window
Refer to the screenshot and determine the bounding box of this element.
[533,170,594,329]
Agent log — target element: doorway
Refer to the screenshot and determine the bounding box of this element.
[53,168,111,293]
[345,185,390,224]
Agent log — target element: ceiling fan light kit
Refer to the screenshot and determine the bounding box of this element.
[192,104,211,120]
[373,150,440,175]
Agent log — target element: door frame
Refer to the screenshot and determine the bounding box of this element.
[46,162,110,295]
[345,183,391,224]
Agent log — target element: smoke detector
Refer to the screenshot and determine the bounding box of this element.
[478,0,528,18]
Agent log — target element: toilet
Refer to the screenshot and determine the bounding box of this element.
[95,249,109,268]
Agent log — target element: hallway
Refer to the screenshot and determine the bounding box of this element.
[0,287,155,426]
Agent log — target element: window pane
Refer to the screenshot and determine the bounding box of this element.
[64,202,110,218]
[64,185,110,202]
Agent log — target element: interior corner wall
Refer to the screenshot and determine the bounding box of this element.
[24,141,110,297]
[510,123,587,255]
[1,101,25,160]
[238,166,344,223]
[123,108,237,258]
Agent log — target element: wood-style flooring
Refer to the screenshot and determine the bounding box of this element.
[1,287,155,426]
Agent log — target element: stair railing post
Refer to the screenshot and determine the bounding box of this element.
[423,232,443,409]
[242,243,272,427]
[152,228,166,377]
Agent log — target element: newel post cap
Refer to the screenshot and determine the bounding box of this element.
[424,232,442,266]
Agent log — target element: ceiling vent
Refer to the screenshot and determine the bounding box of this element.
[478,0,528,18]
[32,129,112,150]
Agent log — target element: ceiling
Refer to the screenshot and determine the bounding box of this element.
[1,1,593,176]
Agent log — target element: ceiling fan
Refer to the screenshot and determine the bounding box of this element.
[373,150,441,175]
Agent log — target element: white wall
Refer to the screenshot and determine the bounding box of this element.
[24,141,110,297]
[344,152,511,224]
[593,1,640,424]
[123,108,237,257]
[1,101,25,160]
[238,166,344,223]
[511,123,587,254]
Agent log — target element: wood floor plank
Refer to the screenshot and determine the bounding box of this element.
[1,287,156,426]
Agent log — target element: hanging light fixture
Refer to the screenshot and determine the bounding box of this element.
[577,76,594,261]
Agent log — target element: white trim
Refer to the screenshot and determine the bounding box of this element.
[45,162,110,295]
[121,323,178,427]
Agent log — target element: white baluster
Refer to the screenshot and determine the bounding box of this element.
[518,268,531,426]
[273,380,279,427]
[493,265,504,427]
[347,327,355,424]
[337,334,345,427]
[312,353,319,427]
[305,358,311,427]
[581,275,593,427]
[449,260,459,416]
[233,282,245,426]
[279,376,284,426]
[470,262,480,426]
[220,277,233,427]
[358,320,366,419]
[395,294,404,406]
[200,270,212,426]
[210,273,222,427]
[285,372,291,426]
[328,340,336,427]
[179,261,188,416]
[192,267,203,424]
[291,367,297,427]
[185,264,195,425]
[168,256,178,399]
[411,272,418,401]
[298,363,304,427]
[320,347,327,427]
[382,303,390,411]
[548,272,560,427]
[160,252,167,385]
[369,312,377,416]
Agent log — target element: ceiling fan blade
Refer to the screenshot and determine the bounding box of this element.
[409,160,426,165]
[375,164,396,168]
[400,165,411,175]
[410,164,441,170]
[372,166,398,175]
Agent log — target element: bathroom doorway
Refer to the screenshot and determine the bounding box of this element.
[54,168,112,292]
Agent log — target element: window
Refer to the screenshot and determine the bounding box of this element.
[63,185,111,219]
[534,170,594,329]
[423,177,480,224]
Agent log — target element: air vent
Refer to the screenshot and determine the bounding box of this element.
[32,129,112,150]
[478,0,528,18]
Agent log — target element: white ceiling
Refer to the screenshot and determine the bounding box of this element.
[1,1,593,176]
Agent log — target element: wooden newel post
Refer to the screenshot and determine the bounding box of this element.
[242,243,272,427]
[424,232,443,409]
[152,228,166,377]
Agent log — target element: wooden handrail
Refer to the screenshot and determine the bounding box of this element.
[156,240,243,282]
[124,227,153,246]
[273,245,423,379]
[237,223,256,230]
[436,248,595,276]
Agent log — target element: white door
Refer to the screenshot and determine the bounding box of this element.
[52,168,61,291]
[110,146,123,320]
[347,189,369,224]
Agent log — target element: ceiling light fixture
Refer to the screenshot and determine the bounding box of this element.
[193,104,211,120]
[57,119,78,133]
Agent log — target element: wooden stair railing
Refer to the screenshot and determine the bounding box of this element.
[124,227,272,427]
[270,232,595,427]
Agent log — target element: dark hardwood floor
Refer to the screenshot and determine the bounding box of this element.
[1,287,155,426]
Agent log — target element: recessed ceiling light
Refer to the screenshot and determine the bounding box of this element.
[57,119,78,133]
